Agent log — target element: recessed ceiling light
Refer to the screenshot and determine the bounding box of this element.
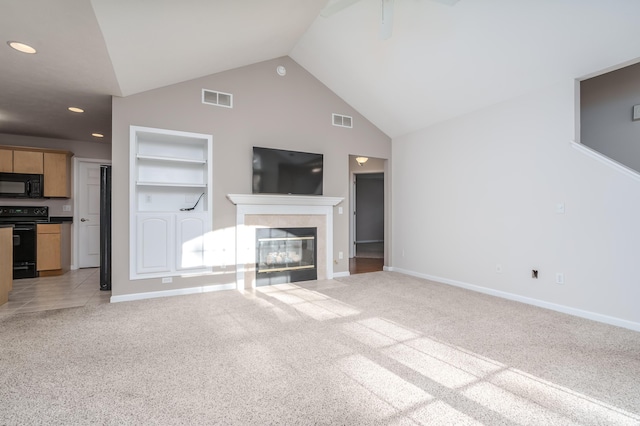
[92,133,104,138]
[68,107,84,113]
[8,41,36,54]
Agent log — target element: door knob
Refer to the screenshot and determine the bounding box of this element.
[81,218,89,222]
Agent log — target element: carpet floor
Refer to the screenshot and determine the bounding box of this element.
[1,271,639,425]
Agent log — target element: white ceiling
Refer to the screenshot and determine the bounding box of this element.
[2,0,640,143]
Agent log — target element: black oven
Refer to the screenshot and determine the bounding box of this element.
[12,222,37,278]
[0,206,49,279]
[0,172,44,198]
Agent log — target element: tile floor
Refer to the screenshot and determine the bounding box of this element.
[0,268,110,318]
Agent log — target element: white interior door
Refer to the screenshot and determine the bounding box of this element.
[78,161,101,268]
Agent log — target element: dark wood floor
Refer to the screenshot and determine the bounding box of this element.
[349,257,384,274]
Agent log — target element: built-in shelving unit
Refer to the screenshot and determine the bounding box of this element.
[130,126,213,280]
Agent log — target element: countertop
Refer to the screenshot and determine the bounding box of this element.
[49,216,73,223]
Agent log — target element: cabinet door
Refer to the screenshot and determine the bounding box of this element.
[43,152,70,197]
[136,214,173,274]
[0,149,12,172]
[176,215,208,270]
[37,229,61,271]
[13,150,44,174]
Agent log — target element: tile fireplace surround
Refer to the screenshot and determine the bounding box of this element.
[227,194,344,290]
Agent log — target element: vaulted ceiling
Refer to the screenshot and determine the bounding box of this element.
[1,0,640,144]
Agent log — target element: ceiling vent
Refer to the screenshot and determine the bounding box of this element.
[332,113,352,128]
[202,89,233,108]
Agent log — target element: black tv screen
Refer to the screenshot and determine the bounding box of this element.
[252,147,323,195]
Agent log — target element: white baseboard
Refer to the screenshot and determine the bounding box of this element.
[332,271,350,278]
[386,267,640,333]
[110,283,237,303]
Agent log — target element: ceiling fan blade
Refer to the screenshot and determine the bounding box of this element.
[321,0,363,17]
[379,0,394,40]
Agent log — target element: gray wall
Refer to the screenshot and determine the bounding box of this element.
[581,62,640,172]
[111,56,392,297]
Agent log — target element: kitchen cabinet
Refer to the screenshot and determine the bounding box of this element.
[43,151,72,197]
[13,150,43,174]
[0,226,12,305]
[37,223,70,276]
[0,149,12,172]
[0,145,73,198]
[130,126,212,279]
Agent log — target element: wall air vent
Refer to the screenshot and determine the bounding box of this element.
[202,89,233,108]
[332,113,353,128]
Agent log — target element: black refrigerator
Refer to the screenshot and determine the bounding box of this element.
[100,165,112,291]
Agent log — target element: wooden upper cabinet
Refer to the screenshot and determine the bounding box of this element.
[0,149,12,172]
[13,150,44,174]
[44,152,71,197]
[0,146,73,198]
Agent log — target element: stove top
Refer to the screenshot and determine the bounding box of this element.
[0,206,49,223]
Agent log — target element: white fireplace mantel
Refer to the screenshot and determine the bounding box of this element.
[228,194,344,290]
[227,194,343,207]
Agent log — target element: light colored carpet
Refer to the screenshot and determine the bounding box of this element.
[1,271,639,425]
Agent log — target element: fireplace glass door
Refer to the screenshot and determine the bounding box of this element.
[255,227,317,286]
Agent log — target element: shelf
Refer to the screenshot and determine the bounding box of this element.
[137,181,206,188]
[137,154,206,164]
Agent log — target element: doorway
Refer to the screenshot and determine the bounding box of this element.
[349,156,386,274]
[73,158,110,269]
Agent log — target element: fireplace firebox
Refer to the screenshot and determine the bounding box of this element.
[255,227,317,286]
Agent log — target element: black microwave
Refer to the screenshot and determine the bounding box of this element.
[0,172,44,198]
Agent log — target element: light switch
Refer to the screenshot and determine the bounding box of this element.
[338,207,343,214]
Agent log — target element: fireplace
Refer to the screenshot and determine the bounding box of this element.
[255,227,317,286]
[227,194,344,290]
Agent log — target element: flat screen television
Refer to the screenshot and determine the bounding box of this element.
[252,147,323,195]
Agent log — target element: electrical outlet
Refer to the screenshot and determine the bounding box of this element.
[556,273,564,284]
[62,205,71,212]
[338,251,344,260]
[496,264,502,273]
[556,203,565,214]
[162,277,172,284]
[146,194,152,203]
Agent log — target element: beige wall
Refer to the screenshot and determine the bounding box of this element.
[112,56,391,297]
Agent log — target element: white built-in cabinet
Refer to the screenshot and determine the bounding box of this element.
[130,126,213,280]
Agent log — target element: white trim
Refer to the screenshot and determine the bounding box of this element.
[386,266,640,332]
[230,194,344,290]
[72,157,111,270]
[227,194,343,206]
[110,283,236,303]
[333,271,351,278]
[570,141,640,182]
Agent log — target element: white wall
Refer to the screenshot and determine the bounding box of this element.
[392,79,640,330]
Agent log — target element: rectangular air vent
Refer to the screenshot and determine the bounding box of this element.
[332,113,353,128]
[202,89,233,108]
